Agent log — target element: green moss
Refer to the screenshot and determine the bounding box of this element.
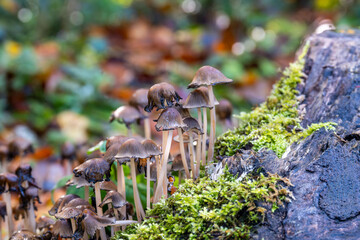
[215,44,336,158]
[114,168,292,240]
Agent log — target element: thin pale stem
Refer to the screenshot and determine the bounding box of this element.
[161,131,169,197]
[178,128,190,178]
[154,130,173,202]
[94,182,107,240]
[178,171,182,187]
[127,127,132,137]
[202,108,207,166]
[146,158,151,209]
[71,219,76,233]
[207,85,216,164]
[196,108,202,178]
[188,132,196,180]
[130,158,145,222]
[84,186,89,202]
[4,184,13,235]
[117,163,126,221]
[144,117,151,139]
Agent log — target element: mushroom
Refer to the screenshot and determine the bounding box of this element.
[141,139,162,209]
[0,173,18,235]
[144,82,181,112]
[61,142,77,176]
[8,137,34,162]
[216,99,233,130]
[188,66,232,164]
[129,88,152,139]
[73,158,111,240]
[53,219,73,239]
[171,153,191,187]
[99,191,127,209]
[81,209,115,238]
[109,105,144,137]
[9,230,36,240]
[49,194,80,216]
[36,215,55,232]
[153,108,189,203]
[115,138,148,222]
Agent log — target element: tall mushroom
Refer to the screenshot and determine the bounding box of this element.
[188,66,232,163]
[153,108,188,203]
[0,173,17,236]
[129,88,151,139]
[109,105,144,137]
[183,86,218,168]
[141,139,162,209]
[115,138,148,222]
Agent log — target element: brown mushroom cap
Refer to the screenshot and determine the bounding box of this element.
[81,209,116,237]
[100,180,117,192]
[104,135,129,163]
[109,106,144,128]
[0,173,19,193]
[115,138,148,159]
[66,175,90,188]
[182,117,203,134]
[0,201,6,220]
[144,82,182,112]
[73,158,111,184]
[173,131,199,144]
[154,108,187,131]
[9,230,37,240]
[174,104,191,118]
[171,153,191,172]
[99,191,127,209]
[53,219,73,238]
[37,216,55,230]
[129,88,149,109]
[141,139,162,157]
[8,137,34,159]
[183,86,219,109]
[49,194,80,216]
[216,99,233,121]
[187,66,233,89]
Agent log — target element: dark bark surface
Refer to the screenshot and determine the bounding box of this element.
[224,31,360,239]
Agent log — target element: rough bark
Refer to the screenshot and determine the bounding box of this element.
[223,31,360,239]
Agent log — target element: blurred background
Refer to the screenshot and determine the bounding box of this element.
[0,0,359,228]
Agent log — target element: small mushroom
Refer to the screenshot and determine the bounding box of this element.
[153,108,190,203]
[36,216,55,231]
[141,139,162,209]
[53,219,73,239]
[216,99,233,130]
[115,138,148,222]
[109,105,144,137]
[99,191,127,209]
[171,153,191,187]
[144,82,182,112]
[49,194,80,216]
[100,180,117,192]
[188,66,233,164]
[129,88,151,139]
[9,230,36,240]
[81,209,115,238]
[73,158,111,184]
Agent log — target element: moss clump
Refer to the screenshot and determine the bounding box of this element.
[114,169,292,240]
[215,45,336,158]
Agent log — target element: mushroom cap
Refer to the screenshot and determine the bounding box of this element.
[37,215,55,230]
[154,108,187,131]
[66,175,90,188]
[0,173,19,193]
[81,209,116,237]
[73,158,111,184]
[49,194,80,216]
[8,137,34,159]
[174,104,191,118]
[173,131,199,144]
[55,207,82,220]
[15,164,34,182]
[171,153,191,172]
[115,138,148,159]
[100,180,117,192]
[183,86,219,109]
[104,135,129,163]
[109,106,144,127]
[9,230,37,240]
[106,135,129,150]
[216,99,233,121]
[182,117,203,134]
[99,191,127,208]
[61,142,76,161]
[144,82,182,112]
[0,201,6,221]
[187,66,233,88]
[53,219,73,238]
[129,88,149,109]
[141,139,162,157]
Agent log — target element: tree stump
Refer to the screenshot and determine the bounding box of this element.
[223,31,360,239]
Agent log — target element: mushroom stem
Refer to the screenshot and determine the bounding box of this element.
[202,108,207,166]
[161,131,169,197]
[117,163,126,220]
[0,218,2,240]
[207,85,216,164]
[146,158,151,209]
[153,130,173,203]
[64,158,72,176]
[1,158,6,173]
[127,127,132,137]
[28,199,36,233]
[130,158,145,222]
[188,132,196,180]
[84,186,89,202]
[71,219,76,233]
[178,128,190,179]
[196,108,202,178]
[94,182,107,240]
[4,184,13,235]
[144,117,151,139]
